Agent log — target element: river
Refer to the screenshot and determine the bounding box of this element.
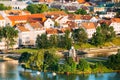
[0,60,120,80]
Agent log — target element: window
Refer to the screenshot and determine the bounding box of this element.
[50,24,52,26]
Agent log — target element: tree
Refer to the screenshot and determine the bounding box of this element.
[43,50,59,71]
[100,24,116,42]
[58,57,76,72]
[27,4,48,14]
[91,24,116,46]
[0,4,11,10]
[72,28,88,45]
[0,26,18,52]
[36,34,49,49]
[49,35,58,47]
[107,50,120,70]
[75,9,87,15]
[54,21,60,27]
[91,27,105,46]
[19,51,44,71]
[77,59,90,72]
[58,30,72,49]
[19,52,32,63]
[64,30,72,49]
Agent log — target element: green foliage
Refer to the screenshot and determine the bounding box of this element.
[91,24,116,46]
[27,4,48,14]
[20,51,44,71]
[58,57,76,72]
[72,28,88,45]
[91,27,105,46]
[75,9,87,15]
[58,30,72,49]
[19,52,32,63]
[107,50,120,70]
[36,34,49,49]
[93,62,107,73]
[49,35,58,47]
[0,26,18,51]
[54,21,60,27]
[43,51,59,71]
[77,59,90,72]
[0,4,11,10]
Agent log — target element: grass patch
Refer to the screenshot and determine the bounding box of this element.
[112,37,120,46]
[11,48,38,54]
[74,43,96,49]
[84,57,107,63]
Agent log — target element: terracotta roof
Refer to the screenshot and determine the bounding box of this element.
[111,18,120,23]
[44,11,67,16]
[98,20,111,26]
[30,22,43,29]
[77,0,85,3]
[5,10,31,16]
[60,27,71,33]
[0,15,4,20]
[80,15,92,20]
[17,26,29,32]
[8,14,46,22]
[46,28,58,34]
[81,22,96,29]
[66,21,77,28]
[68,14,92,20]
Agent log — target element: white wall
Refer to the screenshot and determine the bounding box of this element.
[44,18,54,28]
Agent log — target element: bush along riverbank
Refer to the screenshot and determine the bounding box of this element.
[18,49,120,75]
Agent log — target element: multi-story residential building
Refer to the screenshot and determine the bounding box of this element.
[0,1,28,10]
[0,15,5,27]
[44,18,54,29]
[94,7,106,12]
[7,14,46,26]
[80,22,99,38]
[16,22,46,46]
[110,18,120,35]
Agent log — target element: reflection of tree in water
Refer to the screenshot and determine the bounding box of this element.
[57,74,77,80]
[78,74,89,80]
[94,73,103,78]
[19,71,42,80]
[108,73,120,80]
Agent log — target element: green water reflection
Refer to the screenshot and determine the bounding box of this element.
[0,61,120,80]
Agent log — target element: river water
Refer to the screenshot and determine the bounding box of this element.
[0,60,120,80]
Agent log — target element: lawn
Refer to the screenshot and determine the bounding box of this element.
[11,48,39,54]
[84,57,107,64]
[112,37,120,46]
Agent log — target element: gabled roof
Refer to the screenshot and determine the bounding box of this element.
[81,22,96,29]
[30,21,43,29]
[0,15,4,20]
[111,18,120,23]
[46,28,58,34]
[98,20,112,26]
[8,14,46,22]
[17,26,29,32]
[66,21,77,29]
[44,11,67,16]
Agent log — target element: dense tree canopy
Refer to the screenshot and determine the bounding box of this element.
[107,50,120,70]
[0,4,11,10]
[77,59,90,71]
[91,24,116,46]
[0,26,18,51]
[72,28,88,45]
[75,9,87,15]
[27,4,48,14]
[36,34,49,49]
